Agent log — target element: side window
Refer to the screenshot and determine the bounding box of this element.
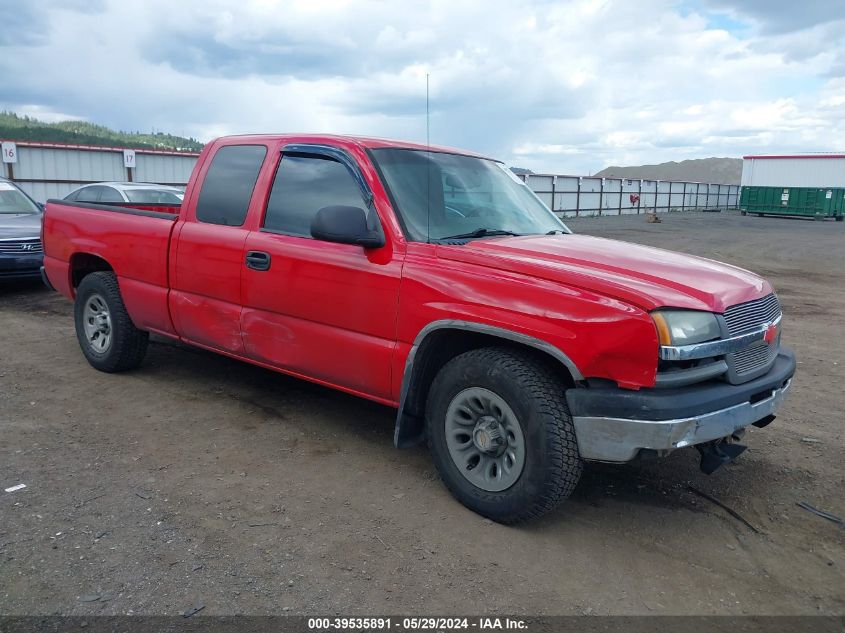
[76,186,103,203]
[99,187,124,203]
[263,154,367,237]
[196,145,267,226]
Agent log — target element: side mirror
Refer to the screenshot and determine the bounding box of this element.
[311,205,385,248]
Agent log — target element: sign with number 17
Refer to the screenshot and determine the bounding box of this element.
[123,149,136,169]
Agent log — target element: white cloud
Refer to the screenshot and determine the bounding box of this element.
[9,105,85,124]
[0,0,843,173]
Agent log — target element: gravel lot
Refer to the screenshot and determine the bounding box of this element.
[1,211,843,616]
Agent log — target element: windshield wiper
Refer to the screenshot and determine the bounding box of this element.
[546,229,567,235]
[439,228,523,240]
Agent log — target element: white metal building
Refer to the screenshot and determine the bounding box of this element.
[741,154,845,188]
[0,140,200,202]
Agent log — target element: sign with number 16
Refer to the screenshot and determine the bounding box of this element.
[2,141,17,163]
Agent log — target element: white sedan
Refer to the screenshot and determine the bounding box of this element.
[64,182,184,205]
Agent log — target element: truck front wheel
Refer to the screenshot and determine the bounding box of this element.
[426,347,582,524]
[74,272,148,372]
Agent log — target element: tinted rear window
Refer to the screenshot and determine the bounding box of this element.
[196,145,267,226]
[75,186,104,203]
[99,187,124,203]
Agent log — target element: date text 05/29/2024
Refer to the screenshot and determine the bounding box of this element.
[307,617,528,631]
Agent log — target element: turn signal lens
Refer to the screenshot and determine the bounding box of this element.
[651,312,672,346]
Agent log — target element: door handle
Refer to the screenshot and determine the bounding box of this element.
[245,250,271,271]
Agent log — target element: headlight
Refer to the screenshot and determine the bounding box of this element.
[651,310,720,346]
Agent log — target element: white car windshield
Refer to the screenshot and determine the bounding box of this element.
[0,182,41,214]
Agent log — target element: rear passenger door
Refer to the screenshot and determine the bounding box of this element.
[170,143,268,354]
[240,147,403,402]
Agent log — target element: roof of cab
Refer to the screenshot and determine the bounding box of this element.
[212,134,495,161]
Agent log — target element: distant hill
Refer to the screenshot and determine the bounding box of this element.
[595,157,742,184]
[0,111,203,152]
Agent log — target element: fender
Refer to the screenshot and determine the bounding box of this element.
[394,319,583,448]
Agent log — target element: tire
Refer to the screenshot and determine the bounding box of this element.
[836,216,844,222]
[740,211,747,216]
[74,271,148,372]
[425,347,582,524]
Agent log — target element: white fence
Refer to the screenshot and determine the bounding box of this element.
[520,174,740,218]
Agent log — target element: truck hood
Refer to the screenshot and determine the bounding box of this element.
[0,213,43,239]
[436,234,771,312]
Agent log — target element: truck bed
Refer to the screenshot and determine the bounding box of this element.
[42,199,181,335]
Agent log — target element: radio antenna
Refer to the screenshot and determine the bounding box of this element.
[426,73,430,147]
[426,72,431,243]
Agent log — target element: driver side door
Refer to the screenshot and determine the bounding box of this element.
[240,147,403,402]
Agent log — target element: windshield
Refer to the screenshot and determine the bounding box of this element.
[371,149,569,241]
[0,182,41,215]
[125,189,183,204]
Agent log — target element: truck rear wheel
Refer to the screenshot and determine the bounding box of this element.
[426,347,582,524]
[74,272,148,372]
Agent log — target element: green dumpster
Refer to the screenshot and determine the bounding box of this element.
[740,186,845,221]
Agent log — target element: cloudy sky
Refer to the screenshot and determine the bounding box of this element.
[1,0,843,173]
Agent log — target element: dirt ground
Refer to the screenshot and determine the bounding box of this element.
[1,211,843,617]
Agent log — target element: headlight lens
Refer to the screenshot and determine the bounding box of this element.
[652,310,720,346]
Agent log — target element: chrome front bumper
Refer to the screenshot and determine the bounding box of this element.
[567,349,795,463]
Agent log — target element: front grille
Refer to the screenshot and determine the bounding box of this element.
[723,293,781,336]
[0,238,43,254]
[733,341,778,375]
[722,293,782,382]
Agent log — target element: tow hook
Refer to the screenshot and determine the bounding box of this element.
[752,414,775,429]
[697,439,747,475]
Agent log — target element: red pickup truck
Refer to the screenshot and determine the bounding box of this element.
[42,134,795,523]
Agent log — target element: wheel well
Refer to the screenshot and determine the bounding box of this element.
[70,253,113,288]
[395,328,577,447]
